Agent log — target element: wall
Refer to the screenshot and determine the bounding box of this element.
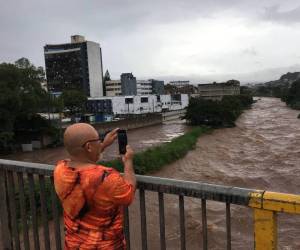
[111,95,161,114]
[92,113,163,132]
[162,109,186,121]
[87,41,103,97]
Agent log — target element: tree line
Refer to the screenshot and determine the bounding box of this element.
[184,93,254,127]
[0,58,87,153]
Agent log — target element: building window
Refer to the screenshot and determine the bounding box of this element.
[125,98,133,104]
[141,97,148,103]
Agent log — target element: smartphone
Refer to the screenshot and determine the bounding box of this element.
[118,129,127,154]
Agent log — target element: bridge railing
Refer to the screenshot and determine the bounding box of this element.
[0,159,299,250]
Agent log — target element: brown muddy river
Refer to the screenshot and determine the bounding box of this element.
[3,97,300,249]
[128,97,300,250]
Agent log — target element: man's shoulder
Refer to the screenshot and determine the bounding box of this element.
[96,164,122,176]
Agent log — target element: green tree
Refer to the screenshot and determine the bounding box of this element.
[15,57,31,69]
[15,59,46,114]
[61,90,87,115]
[104,69,111,82]
[240,86,253,95]
[285,80,300,109]
[184,98,223,126]
[184,95,253,127]
[0,58,47,152]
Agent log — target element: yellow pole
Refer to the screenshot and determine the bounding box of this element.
[254,208,277,250]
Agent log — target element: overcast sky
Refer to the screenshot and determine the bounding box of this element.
[1,0,300,83]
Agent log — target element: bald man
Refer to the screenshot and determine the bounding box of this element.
[54,123,136,250]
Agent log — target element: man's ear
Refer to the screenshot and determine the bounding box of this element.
[85,142,93,152]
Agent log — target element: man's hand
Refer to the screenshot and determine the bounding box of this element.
[102,128,119,150]
[122,145,134,163]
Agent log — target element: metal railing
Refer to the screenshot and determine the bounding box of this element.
[0,159,300,250]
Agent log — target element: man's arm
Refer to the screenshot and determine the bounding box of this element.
[95,145,136,205]
[122,145,136,189]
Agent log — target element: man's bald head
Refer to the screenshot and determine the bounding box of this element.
[64,123,98,156]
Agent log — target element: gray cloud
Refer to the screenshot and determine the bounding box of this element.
[1,0,300,83]
[0,0,244,65]
[262,5,300,24]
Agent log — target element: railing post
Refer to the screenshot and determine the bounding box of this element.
[254,208,277,250]
[0,169,12,250]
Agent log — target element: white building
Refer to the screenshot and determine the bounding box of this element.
[160,94,189,111]
[105,79,154,96]
[87,94,189,115]
[137,80,152,95]
[105,80,122,96]
[197,80,240,100]
[168,80,190,88]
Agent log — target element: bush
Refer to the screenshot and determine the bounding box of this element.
[0,131,14,154]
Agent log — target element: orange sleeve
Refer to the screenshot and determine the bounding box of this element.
[100,171,135,206]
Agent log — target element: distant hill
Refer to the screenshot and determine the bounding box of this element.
[251,72,300,111]
[261,72,300,88]
[279,72,300,82]
[251,72,300,97]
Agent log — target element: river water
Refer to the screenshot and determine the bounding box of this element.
[128,97,300,250]
[3,120,189,164]
[3,97,300,249]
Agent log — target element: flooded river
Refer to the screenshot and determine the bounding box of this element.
[3,97,300,249]
[129,97,300,250]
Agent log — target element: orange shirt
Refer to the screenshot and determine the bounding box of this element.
[54,160,135,250]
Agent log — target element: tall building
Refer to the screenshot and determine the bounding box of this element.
[150,79,164,95]
[44,35,104,97]
[121,73,137,95]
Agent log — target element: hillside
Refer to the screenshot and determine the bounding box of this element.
[252,72,300,110]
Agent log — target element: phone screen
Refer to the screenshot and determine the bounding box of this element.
[117,129,127,154]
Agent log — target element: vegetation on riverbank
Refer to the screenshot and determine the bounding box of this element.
[101,126,210,174]
[282,80,300,110]
[183,94,254,127]
[252,72,300,111]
